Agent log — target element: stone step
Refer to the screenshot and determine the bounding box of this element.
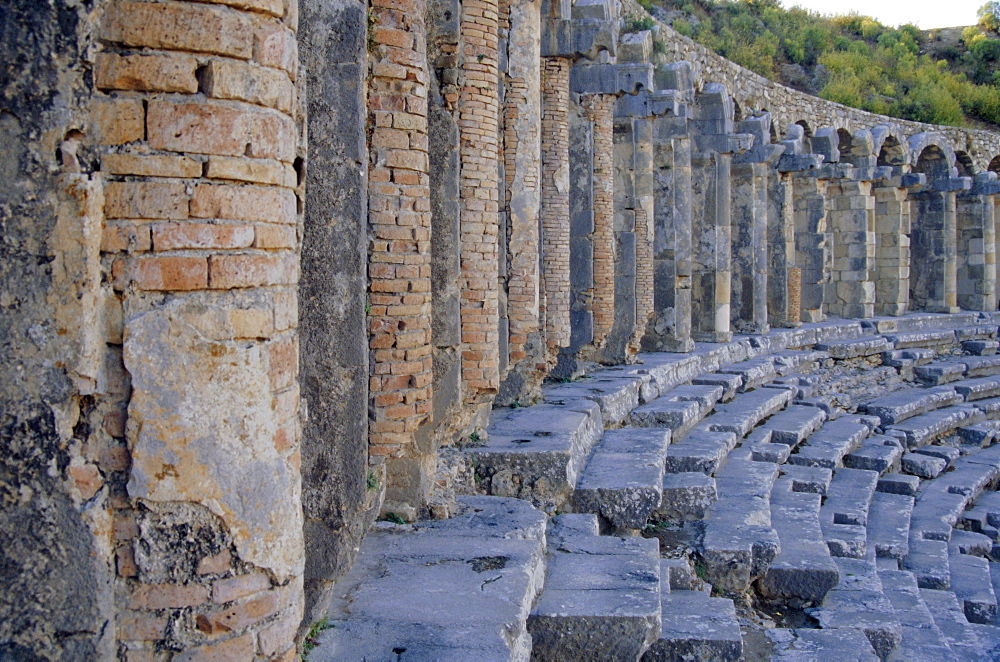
[904,536,951,589]
[314,496,548,661]
[572,428,671,531]
[949,530,993,557]
[527,514,661,661]
[881,348,935,368]
[813,557,902,659]
[867,491,914,561]
[861,385,962,425]
[953,375,1000,402]
[814,335,891,359]
[958,354,1000,378]
[543,374,644,427]
[877,472,920,497]
[884,329,956,350]
[641,583,742,661]
[955,324,999,342]
[762,374,821,400]
[957,421,1000,447]
[962,339,999,355]
[779,463,832,495]
[880,569,957,662]
[629,383,724,438]
[910,486,969,542]
[759,404,827,447]
[700,387,793,438]
[949,550,998,624]
[921,588,987,661]
[469,400,603,512]
[786,416,871,469]
[717,357,778,392]
[902,451,948,478]
[844,436,904,475]
[770,349,829,375]
[820,468,879,559]
[915,362,967,385]
[884,405,986,448]
[691,372,741,403]
[700,457,779,593]
[768,627,879,661]
[657,472,716,522]
[663,429,736,475]
[759,478,840,602]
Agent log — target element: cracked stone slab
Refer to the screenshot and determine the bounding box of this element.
[877,473,920,496]
[718,358,778,392]
[543,375,644,427]
[921,588,986,660]
[959,354,1000,378]
[691,372,742,402]
[884,329,956,350]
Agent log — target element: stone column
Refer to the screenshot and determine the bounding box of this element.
[731,113,782,334]
[872,171,923,316]
[649,116,694,351]
[498,0,543,400]
[768,170,799,327]
[957,173,1000,311]
[688,84,751,342]
[587,94,617,346]
[790,172,831,322]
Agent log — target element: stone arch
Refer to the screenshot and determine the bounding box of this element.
[908,133,956,178]
[990,154,1000,173]
[794,119,813,138]
[733,98,743,122]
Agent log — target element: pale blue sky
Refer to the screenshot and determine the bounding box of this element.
[783,0,981,29]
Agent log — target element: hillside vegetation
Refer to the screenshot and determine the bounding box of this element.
[639,0,1000,128]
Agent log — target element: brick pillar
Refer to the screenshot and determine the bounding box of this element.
[368,0,434,471]
[459,0,501,400]
[583,94,616,345]
[791,172,831,323]
[541,57,571,355]
[826,178,875,318]
[98,1,304,658]
[873,184,912,316]
[957,191,997,311]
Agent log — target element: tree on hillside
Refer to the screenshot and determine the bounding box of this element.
[980,1,1000,32]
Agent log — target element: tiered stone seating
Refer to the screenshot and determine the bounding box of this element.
[324,313,1000,660]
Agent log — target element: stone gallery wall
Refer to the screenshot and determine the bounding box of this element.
[5,0,1000,658]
